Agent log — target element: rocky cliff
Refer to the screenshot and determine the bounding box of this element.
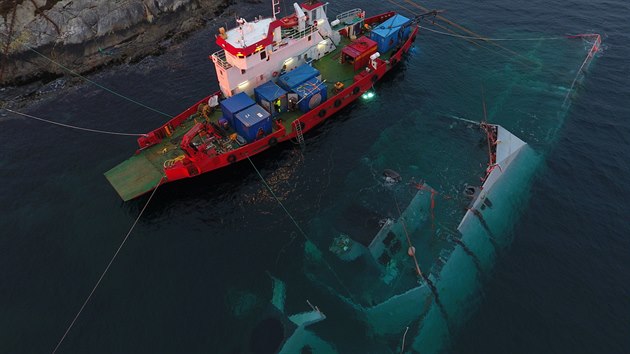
[0,0,230,85]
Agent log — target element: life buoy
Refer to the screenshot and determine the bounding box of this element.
[272,71,279,77]
[334,99,342,108]
[352,86,360,95]
[268,137,278,146]
[227,154,237,163]
[318,109,326,118]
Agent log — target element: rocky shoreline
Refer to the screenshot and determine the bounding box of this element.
[0,0,233,87]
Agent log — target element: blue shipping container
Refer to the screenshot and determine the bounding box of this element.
[220,92,256,126]
[278,64,321,90]
[254,81,287,118]
[370,14,411,53]
[234,104,272,143]
[293,79,327,113]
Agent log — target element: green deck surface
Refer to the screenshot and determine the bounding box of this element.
[105,153,165,201]
[313,36,355,98]
[105,114,206,200]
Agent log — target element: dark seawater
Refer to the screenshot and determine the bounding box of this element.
[1,0,629,353]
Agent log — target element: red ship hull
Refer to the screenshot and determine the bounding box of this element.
[107,12,419,200]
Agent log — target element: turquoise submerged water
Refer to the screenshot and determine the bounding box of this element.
[1,0,629,353]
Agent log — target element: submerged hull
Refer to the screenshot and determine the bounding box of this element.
[105,11,418,201]
[298,124,539,353]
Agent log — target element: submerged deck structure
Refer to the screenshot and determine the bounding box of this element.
[291,123,536,352]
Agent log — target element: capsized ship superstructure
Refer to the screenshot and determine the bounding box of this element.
[294,122,537,353]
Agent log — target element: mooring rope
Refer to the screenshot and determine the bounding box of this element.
[26,46,174,118]
[52,177,164,354]
[5,108,148,137]
[400,326,410,354]
[0,31,174,119]
[246,156,309,237]
[417,25,565,41]
[398,0,538,65]
[563,34,601,106]
[394,195,449,325]
[394,197,423,277]
[246,156,357,303]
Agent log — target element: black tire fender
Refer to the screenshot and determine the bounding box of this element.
[227,154,237,163]
[352,86,360,95]
[334,99,342,108]
[268,137,278,146]
[318,109,326,118]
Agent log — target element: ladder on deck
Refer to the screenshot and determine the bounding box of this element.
[293,121,305,148]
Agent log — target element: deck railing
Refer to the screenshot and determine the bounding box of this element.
[211,24,318,66]
[281,24,317,41]
[211,50,233,69]
[336,8,363,23]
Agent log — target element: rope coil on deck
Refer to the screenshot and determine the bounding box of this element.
[163,155,186,168]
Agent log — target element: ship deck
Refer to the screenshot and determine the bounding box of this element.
[106,26,399,200]
[105,113,220,201]
[313,36,355,95]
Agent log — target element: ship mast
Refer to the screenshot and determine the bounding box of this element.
[272,0,281,19]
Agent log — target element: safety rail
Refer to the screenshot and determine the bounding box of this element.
[211,50,233,69]
[212,24,316,66]
[336,8,363,23]
[282,24,317,41]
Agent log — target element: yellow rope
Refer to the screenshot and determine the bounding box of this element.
[163,155,186,168]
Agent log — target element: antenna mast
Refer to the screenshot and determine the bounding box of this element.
[272,0,281,19]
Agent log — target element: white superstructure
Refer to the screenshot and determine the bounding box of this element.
[211,1,340,97]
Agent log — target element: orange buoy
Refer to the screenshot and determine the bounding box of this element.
[408,246,416,257]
